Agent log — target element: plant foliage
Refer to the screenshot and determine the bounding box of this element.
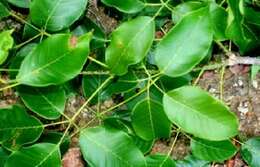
[0,0,259,166]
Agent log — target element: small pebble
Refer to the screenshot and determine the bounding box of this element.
[238,80,243,86]
[209,87,216,93]
[238,102,249,115]
[252,80,258,89]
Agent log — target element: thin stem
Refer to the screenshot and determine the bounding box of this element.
[220,0,226,6]
[161,130,180,166]
[71,76,114,121]
[160,0,175,12]
[88,56,109,69]
[0,82,20,92]
[152,0,171,19]
[9,12,51,37]
[71,75,162,137]
[9,12,41,33]
[215,41,229,54]
[80,71,110,75]
[193,67,205,86]
[193,63,224,72]
[0,68,19,72]
[43,120,70,128]
[219,65,226,100]
[0,78,7,84]
[14,33,41,49]
[92,37,110,43]
[145,3,162,7]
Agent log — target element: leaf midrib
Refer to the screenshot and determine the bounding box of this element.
[18,48,68,82]
[166,94,230,130]
[193,139,235,153]
[110,18,153,73]
[83,132,133,166]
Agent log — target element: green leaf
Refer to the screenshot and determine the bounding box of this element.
[72,18,106,50]
[155,7,213,77]
[172,1,206,23]
[172,1,227,41]
[158,75,192,91]
[241,137,260,167]
[5,143,61,167]
[106,16,155,76]
[16,33,92,87]
[39,132,70,155]
[0,30,14,65]
[0,105,43,150]
[163,86,239,141]
[7,0,31,8]
[226,0,259,53]
[176,155,210,167]
[126,85,163,110]
[101,0,145,13]
[241,0,260,27]
[9,43,37,79]
[0,2,9,19]
[0,147,9,167]
[79,126,146,167]
[82,63,110,105]
[146,154,176,167]
[30,0,88,31]
[209,2,228,41]
[106,72,139,94]
[132,136,154,154]
[17,86,66,120]
[132,99,171,141]
[191,138,237,162]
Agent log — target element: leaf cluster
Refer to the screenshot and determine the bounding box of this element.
[0,0,260,166]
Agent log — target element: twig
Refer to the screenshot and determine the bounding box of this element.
[227,52,260,66]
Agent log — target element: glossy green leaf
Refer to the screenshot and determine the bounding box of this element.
[39,132,70,155]
[7,0,30,8]
[226,0,259,53]
[155,7,213,77]
[163,86,239,141]
[0,2,9,19]
[209,2,227,41]
[106,16,155,76]
[241,137,260,167]
[82,63,110,105]
[17,86,66,120]
[82,74,110,104]
[0,147,9,167]
[176,155,210,167]
[172,1,227,41]
[101,0,145,13]
[191,138,237,162]
[0,30,14,65]
[104,71,139,95]
[9,43,37,79]
[132,99,171,141]
[241,0,260,27]
[72,18,106,50]
[172,1,206,23]
[0,105,43,150]
[158,75,192,91]
[5,143,61,167]
[126,85,163,110]
[146,154,176,167]
[30,0,88,31]
[132,136,154,154]
[16,33,92,87]
[79,126,146,167]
